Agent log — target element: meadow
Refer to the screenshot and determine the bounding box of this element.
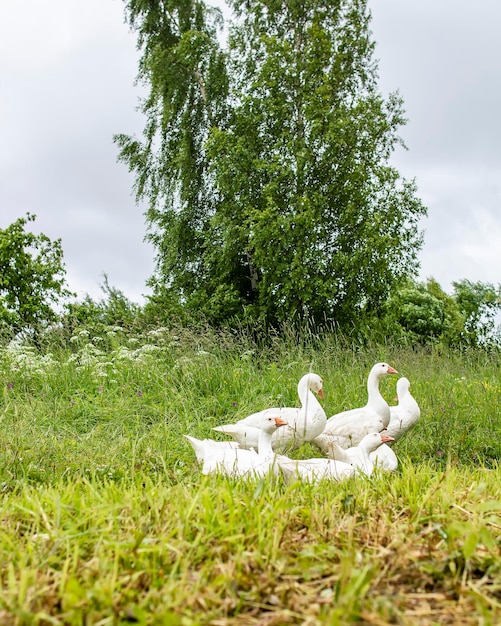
[0,324,500,625]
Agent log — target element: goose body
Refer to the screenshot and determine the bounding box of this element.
[370,443,399,472]
[368,378,419,472]
[313,362,397,449]
[276,455,356,483]
[185,416,287,477]
[186,439,241,464]
[211,424,261,450]
[323,432,395,477]
[214,373,326,451]
[313,416,386,454]
[386,377,420,440]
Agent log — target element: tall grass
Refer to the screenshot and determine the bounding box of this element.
[0,325,500,623]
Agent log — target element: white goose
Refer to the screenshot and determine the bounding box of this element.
[386,377,421,440]
[323,432,396,477]
[214,373,326,451]
[185,415,287,477]
[276,455,356,484]
[369,377,420,472]
[313,362,397,450]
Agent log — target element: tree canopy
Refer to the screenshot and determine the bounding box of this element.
[0,214,72,339]
[116,0,427,329]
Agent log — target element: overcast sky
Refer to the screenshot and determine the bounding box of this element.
[1,1,500,304]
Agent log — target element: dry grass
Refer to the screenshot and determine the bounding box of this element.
[0,460,499,625]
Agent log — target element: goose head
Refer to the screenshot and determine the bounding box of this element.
[372,362,398,379]
[260,415,288,434]
[359,432,395,454]
[396,377,411,398]
[300,373,324,399]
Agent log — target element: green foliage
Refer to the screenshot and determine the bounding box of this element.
[392,283,447,339]
[117,0,427,329]
[379,277,501,348]
[452,279,501,345]
[38,275,152,354]
[62,274,142,331]
[381,277,461,345]
[0,213,72,340]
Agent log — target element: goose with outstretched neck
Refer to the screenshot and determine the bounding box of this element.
[214,372,326,451]
[313,362,397,451]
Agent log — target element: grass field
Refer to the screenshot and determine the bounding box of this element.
[0,325,500,624]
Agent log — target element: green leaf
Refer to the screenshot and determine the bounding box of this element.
[462,531,479,560]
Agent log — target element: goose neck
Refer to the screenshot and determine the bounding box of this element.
[257,430,274,457]
[367,371,382,396]
[299,388,321,423]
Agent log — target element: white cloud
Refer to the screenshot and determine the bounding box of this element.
[0,0,153,303]
[370,0,501,292]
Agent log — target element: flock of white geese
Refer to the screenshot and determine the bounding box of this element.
[185,363,421,482]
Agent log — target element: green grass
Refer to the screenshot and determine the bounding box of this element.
[0,326,501,624]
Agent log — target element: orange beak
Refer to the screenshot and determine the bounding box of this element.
[317,388,324,400]
[274,417,288,427]
[387,366,398,375]
[381,434,395,443]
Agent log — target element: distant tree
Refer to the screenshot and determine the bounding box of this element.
[380,277,501,347]
[383,278,462,345]
[424,278,466,345]
[0,214,72,338]
[62,275,142,333]
[452,279,501,345]
[117,0,426,328]
[388,281,446,342]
